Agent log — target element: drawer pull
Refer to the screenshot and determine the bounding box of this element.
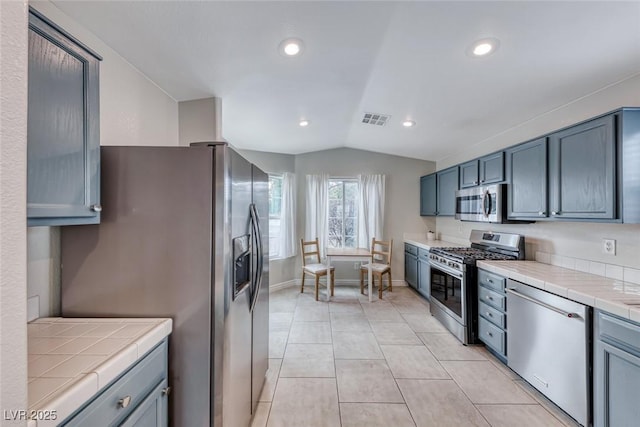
[118,396,132,409]
[162,387,172,396]
[90,204,102,212]
[486,278,494,283]
[486,296,493,301]
[486,312,493,317]
[487,331,493,337]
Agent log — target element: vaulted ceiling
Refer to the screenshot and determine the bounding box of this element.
[53,1,640,161]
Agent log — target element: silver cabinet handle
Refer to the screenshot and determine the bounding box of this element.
[487,331,493,337]
[486,312,493,317]
[486,278,494,283]
[118,395,132,408]
[551,211,559,216]
[162,387,171,396]
[474,181,479,185]
[90,204,102,212]
[538,211,545,216]
[480,179,485,183]
[506,288,581,319]
[486,295,494,301]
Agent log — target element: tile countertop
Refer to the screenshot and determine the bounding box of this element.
[27,317,172,426]
[477,260,640,324]
[403,237,465,251]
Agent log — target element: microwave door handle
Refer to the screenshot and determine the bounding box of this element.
[482,190,490,217]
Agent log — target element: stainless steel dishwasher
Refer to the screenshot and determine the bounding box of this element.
[506,279,590,426]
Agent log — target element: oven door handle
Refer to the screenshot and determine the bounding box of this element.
[430,262,464,280]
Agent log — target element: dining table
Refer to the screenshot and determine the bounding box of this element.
[325,247,374,302]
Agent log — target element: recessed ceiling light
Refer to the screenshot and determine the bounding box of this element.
[279,38,304,57]
[299,119,310,127]
[468,38,500,57]
[402,120,416,128]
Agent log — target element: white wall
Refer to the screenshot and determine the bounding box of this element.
[178,97,219,146]
[436,73,640,270]
[0,0,29,420]
[27,1,180,319]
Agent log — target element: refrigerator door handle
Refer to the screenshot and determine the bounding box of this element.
[249,204,264,313]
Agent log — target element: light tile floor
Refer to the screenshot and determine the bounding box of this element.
[253,285,581,427]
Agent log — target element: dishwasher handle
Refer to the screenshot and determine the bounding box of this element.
[506,288,582,319]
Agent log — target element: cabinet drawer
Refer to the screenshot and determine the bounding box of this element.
[479,317,506,356]
[478,286,506,311]
[404,244,418,256]
[597,311,640,357]
[63,340,168,426]
[418,248,430,261]
[479,301,506,329]
[478,269,506,292]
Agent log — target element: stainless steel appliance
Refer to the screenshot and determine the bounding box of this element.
[428,230,524,344]
[455,184,506,223]
[60,143,269,427]
[507,279,590,426]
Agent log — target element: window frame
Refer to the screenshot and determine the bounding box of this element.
[328,177,359,249]
[268,174,283,260]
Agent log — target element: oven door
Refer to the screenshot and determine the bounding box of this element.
[429,263,465,325]
[455,184,503,223]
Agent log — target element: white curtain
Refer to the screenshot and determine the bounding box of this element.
[277,172,297,258]
[357,174,386,249]
[305,174,329,258]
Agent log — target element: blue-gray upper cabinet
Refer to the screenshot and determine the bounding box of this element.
[436,166,459,216]
[459,152,504,189]
[506,137,548,220]
[27,8,102,227]
[420,174,437,216]
[548,115,616,220]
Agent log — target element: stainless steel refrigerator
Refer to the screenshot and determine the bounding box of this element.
[60,143,269,427]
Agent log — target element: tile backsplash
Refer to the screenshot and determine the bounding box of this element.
[535,251,640,285]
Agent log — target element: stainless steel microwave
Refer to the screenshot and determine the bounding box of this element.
[455,184,506,223]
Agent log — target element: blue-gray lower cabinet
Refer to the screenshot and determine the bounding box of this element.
[61,339,169,427]
[477,269,507,362]
[27,8,102,226]
[417,248,430,300]
[594,310,640,427]
[404,244,418,289]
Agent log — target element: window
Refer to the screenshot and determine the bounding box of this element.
[328,179,358,248]
[268,175,282,258]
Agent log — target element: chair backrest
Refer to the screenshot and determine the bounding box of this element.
[371,238,393,265]
[300,238,322,266]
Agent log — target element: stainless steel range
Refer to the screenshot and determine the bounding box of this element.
[428,230,524,344]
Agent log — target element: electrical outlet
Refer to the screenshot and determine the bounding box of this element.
[603,239,616,255]
[353,262,360,270]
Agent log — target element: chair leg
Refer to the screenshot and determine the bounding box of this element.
[388,270,393,293]
[379,274,383,299]
[331,271,335,296]
[315,275,320,301]
[301,271,305,293]
[360,269,365,295]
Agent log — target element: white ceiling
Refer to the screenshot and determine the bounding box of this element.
[52,1,640,161]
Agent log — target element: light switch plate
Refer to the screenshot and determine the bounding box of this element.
[603,239,616,255]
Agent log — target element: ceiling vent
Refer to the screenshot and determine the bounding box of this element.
[362,112,390,126]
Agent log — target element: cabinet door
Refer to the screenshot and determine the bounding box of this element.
[479,152,505,185]
[121,380,169,427]
[549,115,616,220]
[436,167,459,216]
[404,253,418,288]
[459,160,479,188]
[420,174,437,216]
[417,259,430,299]
[27,10,101,226]
[595,341,640,427]
[506,138,548,219]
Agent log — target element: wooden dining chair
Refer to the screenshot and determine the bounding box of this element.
[300,238,335,301]
[360,238,393,299]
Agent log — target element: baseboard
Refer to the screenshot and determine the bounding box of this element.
[269,280,298,292]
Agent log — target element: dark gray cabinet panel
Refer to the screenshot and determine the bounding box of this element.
[549,115,616,219]
[459,160,479,188]
[404,249,418,288]
[436,167,459,216]
[417,248,430,300]
[27,9,101,226]
[420,174,437,216]
[479,152,505,185]
[595,311,640,427]
[506,137,548,219]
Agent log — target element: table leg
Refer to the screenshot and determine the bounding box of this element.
[326,255,332,302]
[368,259,373,302]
